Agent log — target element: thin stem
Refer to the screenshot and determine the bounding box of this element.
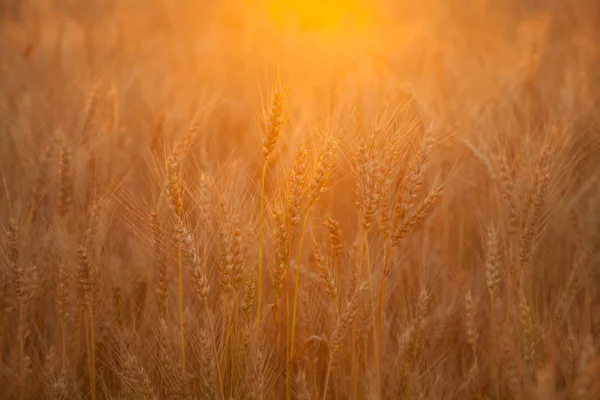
[378,242,388,326]
[378,240,391,347]
[490,292,499,399]
[290,212,310,352]
[61,319,67,368]
[322,356,333,399]
[258,160,269,328]
[88,304,96,400]
[351,329,358,400]
[287,210,311,400]
[178,244,186,373]
[230,297,238,396]
[363,230,381,395]
[282,211,296,392]
[205,304,225,400]
[18,303,25,400]
[351,225,366,400]
[84,309,91,395]
[285,287,291,399]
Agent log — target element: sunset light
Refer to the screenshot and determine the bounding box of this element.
[266,0,373,31]
[2,1,600,399]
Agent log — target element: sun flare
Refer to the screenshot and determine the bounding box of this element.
[266,0,373,31]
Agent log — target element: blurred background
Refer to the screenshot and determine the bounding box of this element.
[2,0,600,224]
[3,0,599,135]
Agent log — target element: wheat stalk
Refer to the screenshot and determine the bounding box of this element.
[258,81,288,328]
[288,139,336,399]
[323,281,369,399]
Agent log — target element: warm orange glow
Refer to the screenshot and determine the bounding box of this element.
[267,0,373,31]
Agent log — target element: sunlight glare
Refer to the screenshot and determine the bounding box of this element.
[266,0,373,31]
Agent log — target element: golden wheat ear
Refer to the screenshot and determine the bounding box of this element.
[258,80,290,329]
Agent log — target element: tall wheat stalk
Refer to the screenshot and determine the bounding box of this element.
[58,264,69,369]
[166,138,188,374]
[258,81,287,328]
[323,281,369,399]
[287,139,335,399]
[6,220,26,400]
[380,128,432,329]
[486,225,501,399]
[355,135,383,389]
[77,242,95,400]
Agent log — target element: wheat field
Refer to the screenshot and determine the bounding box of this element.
[1,1,600,399]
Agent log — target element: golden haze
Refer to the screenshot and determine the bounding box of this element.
[1,0,600,399]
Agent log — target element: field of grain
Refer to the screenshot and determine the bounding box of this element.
[1,1,600,399]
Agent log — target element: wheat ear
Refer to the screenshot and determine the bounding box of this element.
[258,81,288,328]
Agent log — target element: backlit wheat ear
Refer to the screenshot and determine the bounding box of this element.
[288,139,337,397]
[242,276,257,326]
[356,134,383,231]
[165,134,193,374]
[485,223,501,396]
[378,153,395,242]
[43,347,72,400]
[287,142,309,228]
[85,199,101,260]
[76,244,93,307]
[519,150,550,279]
[496,154,518,236]
[176,223,210,306]
[113,284,123,328]
[485,225,501,299]
[463,290,479,393]
[295,369,311,400]
[149,212,168,319]
[198,171,216,218]
[198,326,216,398]
[324,216,343,309]
[502,340,523,400]
[31,140,56,216]
[166,132,192,220]
[56,147,73,217]
[555,250,590,329]
[76,239,96,399]
[414,287,431,353]
[518,293,537,376]
[220,215,246,295]
[57,263,69,367]
[463,139,495,179]
[312,239,337,303]
[262,81,289,160]
[120,352,157,400]
[259,80,289,327]
[464,291,478,358]
[81,84,100,140]
[307,139,337,208]
[392,184,444,245]
[6,220,22,304]
[166,155,183,218]
[399,287,431,398]
[323,281,369,398]
[6,219,28,400]
[249,349,266,400]
[394,126,433,226]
